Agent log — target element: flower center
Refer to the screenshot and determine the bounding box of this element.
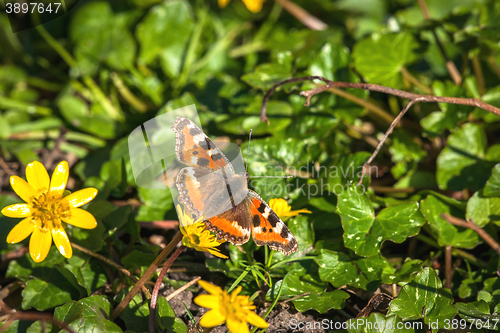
[30,192,69,229]
[219,291,253,322]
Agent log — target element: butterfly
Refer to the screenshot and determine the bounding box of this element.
[172,116,298,255]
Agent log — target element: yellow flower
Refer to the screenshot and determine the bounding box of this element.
[1,161,98,263]
[194,280,268,333]
[269,198,311,218]
[177,204,228,259]
[218,0,266,13]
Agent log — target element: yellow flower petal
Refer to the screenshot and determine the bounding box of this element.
[218,0,231,8]
[199,309,226,328]
[198,280,223,296]
[6,217,35,243]
[207,248,228,259]
[61,188,98,208]
[29,227,52,263]
[51,224,72,258]
[246,311,268,328]
[194,294,220,309]
[1,203,31,218]
[49,161,69,198]
[26,161,50,192]
[227,317,249,333]
[62,208,97,229]
[10,176,36,203]
[241,0,265,13]
[281,208,312,217]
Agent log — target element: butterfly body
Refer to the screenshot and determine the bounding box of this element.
[172,116,298,255]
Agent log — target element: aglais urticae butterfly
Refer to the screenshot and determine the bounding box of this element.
[172,116,298,255]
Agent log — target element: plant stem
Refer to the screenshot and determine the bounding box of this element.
[415,234,488,268]
[442,214,500,255]
[149,245,186,333]
[260,76,500,184]
[71,242,149,298]
[445,245,452,290]
[417,0,462,85]
[274,0,327,31]
[166,276,201,302]
[327,87,394,125]
[112,232,183,319]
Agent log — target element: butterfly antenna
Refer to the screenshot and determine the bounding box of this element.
[246,129,252,173]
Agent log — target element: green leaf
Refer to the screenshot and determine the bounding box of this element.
[421,81,472,136]
[420,194,479,248]
[65,255,107,295]
[436,123,497,191]
[58,96,115,139]
[466,189,500,227]
[327,152,371,189]
[388,267,457,332]
[26,321,54,333]
[315,250,389,291]
[156,297,188,333]
[384,259,423,284]
[337,185,425,256]
[70,2,136,74]
[307,42,350,81]
[287,216,314,254]
[353,32,420,88]
[96,159,129,200]
[293,290,349,313]
[455,300,500,324]
[137,0,194,77]
[0,113,11,140]
[347,313,414,333]
[484,163,500,196]
[389,130,427,178]
[102,205,132,238]
[266,274,327,301]
[136,187,173,221]
[22,279,73,311]
[243,137,314,202]
[241,62,291,90]
[55,296,122,333]
[118,292,149,332]
[0,321,31,333]
[122,250,157,276]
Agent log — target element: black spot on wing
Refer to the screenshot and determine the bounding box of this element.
[188,127,201,137]
[252,215,260,228]
[268,212,279,227]
[262,227,267,232]
[212,153,223,161]
[193,151,198,155]
[197,158,210,167]
[257,203,266,214]
[280,226,289,239]
[205,138,215,150]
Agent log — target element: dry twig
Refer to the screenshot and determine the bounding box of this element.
[0,301,77,333]
[166,276,201,302]
[71,242,150,298]
[417,0,462,85]
[112,232,183,319]
[441,214,500,256]
[260,76,500,183]
[274,0,328,31]
[149,245,186,333]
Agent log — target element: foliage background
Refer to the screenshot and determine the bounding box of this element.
[1,0,500,332]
